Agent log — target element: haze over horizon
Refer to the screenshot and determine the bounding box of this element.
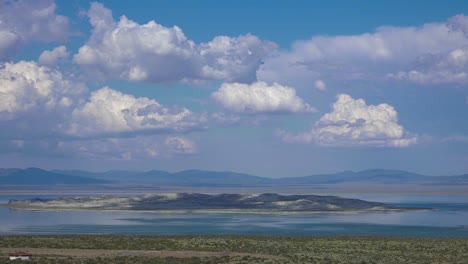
[2,166,466,179]
[0,0,467,177]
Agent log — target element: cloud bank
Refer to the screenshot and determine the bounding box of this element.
[0,61,203,158]
[258,14,468,86]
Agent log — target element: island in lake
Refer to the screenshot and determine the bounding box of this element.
[6,193,424,212]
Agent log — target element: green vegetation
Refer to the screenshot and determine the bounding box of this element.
[1,235,467,263]
[0,255,267,264]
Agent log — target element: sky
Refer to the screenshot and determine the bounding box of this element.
[0,0,467,177]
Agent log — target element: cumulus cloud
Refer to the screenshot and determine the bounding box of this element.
[74,2,276,83]
[211,81,316,114]
[66,87,205,136]
[0,60,86,140]
[279,94,417,147]
[258,14,468,86]
[0,60,204,159]
[38,45,69,66]
[0,61,205,142]
[0,60,86,122]
[198,35,276,82]
[0,0,69,60]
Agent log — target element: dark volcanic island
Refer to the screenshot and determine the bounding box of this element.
[6,193,422,213]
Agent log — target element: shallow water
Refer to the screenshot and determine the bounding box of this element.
[1,194,467,237]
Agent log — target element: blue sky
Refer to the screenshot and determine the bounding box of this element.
[60,0,468,45]
[0,0,467,177]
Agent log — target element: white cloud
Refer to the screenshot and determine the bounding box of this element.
[74,2,276,83]
[279,94,417,147]
[257,15,468,86]
[388,46,468,84]
[38,45,69,66]
[314,79,326,91]
[0,61,87,141]
[66,87,205,136]
[198,35,276,82]
[0,30,21,60]
[0,61,86,121]
[211,81,316,114]
[0,0,69,60]
[0,60,205,141]
[59,136,196,159]
[164,136,196,155]
[448,14,468,35]
[0,60,204,159]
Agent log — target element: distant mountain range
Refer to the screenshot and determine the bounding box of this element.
[0,167,467,186]
[0,168,110,185]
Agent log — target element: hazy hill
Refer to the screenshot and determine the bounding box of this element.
[274,169,439,184]
[2,168,468,186]
[58,169,271,186]
[0,168,110,185]
[168,170,271,186]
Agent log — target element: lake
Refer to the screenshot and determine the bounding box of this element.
[1,194,467,237]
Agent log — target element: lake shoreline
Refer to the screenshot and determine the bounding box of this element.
[3,192,431,214]
[0,204,430,214]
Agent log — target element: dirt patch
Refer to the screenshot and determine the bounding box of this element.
[0,247,284,260]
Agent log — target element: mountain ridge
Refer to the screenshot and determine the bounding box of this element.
[0,168,110,185]
[0,167,467,186]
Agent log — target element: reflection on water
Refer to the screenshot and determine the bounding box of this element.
[1,194,467,237]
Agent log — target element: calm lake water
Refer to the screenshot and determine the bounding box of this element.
[1,194,467,237]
